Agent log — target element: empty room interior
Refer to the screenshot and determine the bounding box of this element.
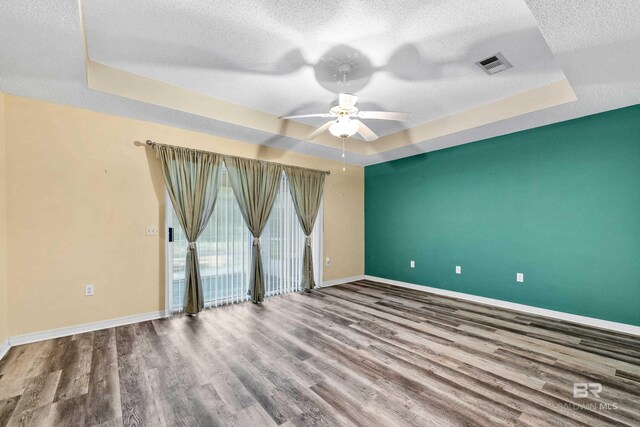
[0,0,639,426]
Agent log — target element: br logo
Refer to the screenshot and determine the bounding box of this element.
[573,383,602,398]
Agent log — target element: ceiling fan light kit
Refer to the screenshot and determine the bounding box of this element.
[329,116,360,138]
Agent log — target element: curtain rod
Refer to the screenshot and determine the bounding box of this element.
[145,140,330,175]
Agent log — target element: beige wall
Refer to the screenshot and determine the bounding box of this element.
[0,93,7,343]
[3,94,364,336]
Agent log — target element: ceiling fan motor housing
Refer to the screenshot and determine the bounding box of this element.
[329,103,358,117]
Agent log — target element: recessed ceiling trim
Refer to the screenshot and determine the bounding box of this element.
[85,60,370,156]
[85,57,577,159]
[370,79,577,155]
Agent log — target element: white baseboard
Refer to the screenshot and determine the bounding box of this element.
[321,275,365,288]
[2,273,635,362]
[8,310,165,348]
[364,275,640,336]
[0,338,10,360]
[0,277,362,359]
[0,276,361,360]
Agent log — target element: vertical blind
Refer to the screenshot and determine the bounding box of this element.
[169,167,322,312]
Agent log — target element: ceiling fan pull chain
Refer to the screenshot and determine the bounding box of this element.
[342,138,346,172]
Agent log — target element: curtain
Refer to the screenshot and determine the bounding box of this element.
[224,157,281,303]
[283,167,325,291]
[168,168,323,312]
[155,144,222,314]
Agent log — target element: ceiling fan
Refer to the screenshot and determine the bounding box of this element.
[278,92,409,142]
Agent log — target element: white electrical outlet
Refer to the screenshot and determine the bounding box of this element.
[145,225,159,236]
[455,266,461,274]
[516,273,524,283]
[85,284,94,296]
[325,257,330,266]
[410,260,415,268]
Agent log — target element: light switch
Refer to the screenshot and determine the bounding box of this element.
[410,260,415,268]
[516,273,524,283]
[145,225,159,236]
[455,266,461,274]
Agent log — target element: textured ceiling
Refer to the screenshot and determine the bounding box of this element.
[0,0,638,165]
[83,0,565,138]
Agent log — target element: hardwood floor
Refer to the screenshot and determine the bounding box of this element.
[0,280,639,426]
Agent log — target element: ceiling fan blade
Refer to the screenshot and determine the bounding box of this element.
[306,120,336,140]
[357,111,410,121]
[338,93,359,109]
[278,113,333,120]
[353,120,379,142]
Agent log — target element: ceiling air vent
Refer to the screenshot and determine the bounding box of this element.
[476,53,512,75]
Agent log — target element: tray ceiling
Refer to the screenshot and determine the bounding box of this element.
[83,0,567,138]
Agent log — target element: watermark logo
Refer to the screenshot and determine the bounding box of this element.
[573,382,602,399]
[555,383,618,412]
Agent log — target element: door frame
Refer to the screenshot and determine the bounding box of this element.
[164,194,174,316]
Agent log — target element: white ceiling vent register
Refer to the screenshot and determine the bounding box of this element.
[476,53,513,75]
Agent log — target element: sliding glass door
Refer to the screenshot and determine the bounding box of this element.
[166,168,322,313]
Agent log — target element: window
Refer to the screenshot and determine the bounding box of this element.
[167,168,322,312]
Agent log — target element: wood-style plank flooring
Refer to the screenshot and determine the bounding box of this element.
[0,280,639,426]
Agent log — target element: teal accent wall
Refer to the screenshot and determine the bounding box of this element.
[365,105,640,326]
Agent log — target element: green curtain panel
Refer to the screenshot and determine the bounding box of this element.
[224,157,281,303]
[154,144,222,314]
[284,167,325,291]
